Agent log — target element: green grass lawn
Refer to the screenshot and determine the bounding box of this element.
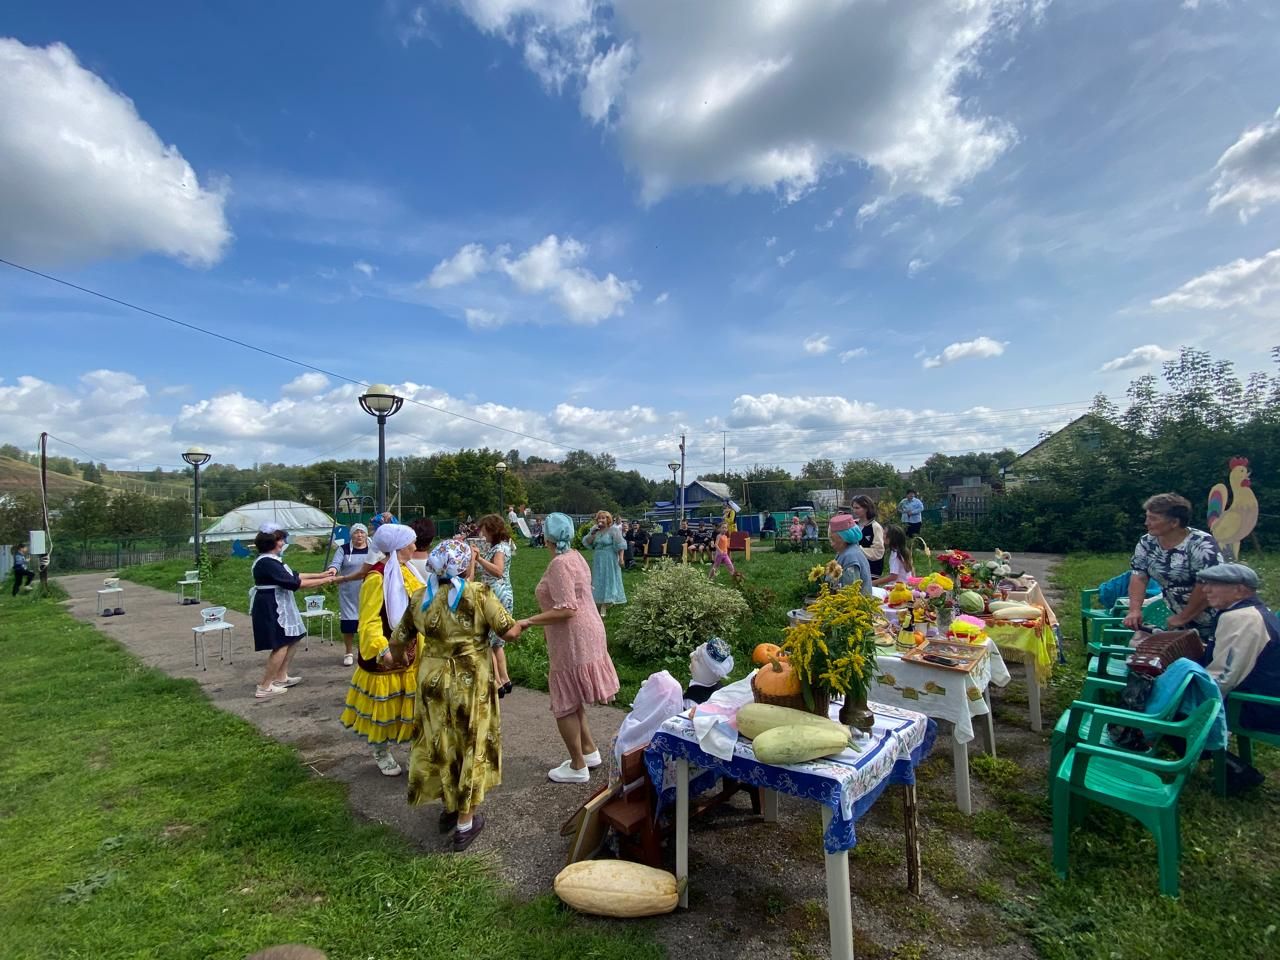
[0,585,663,960]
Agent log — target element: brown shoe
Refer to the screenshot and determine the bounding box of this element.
[452,813,485,852]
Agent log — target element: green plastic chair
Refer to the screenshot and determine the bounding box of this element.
[1085,608,1170,681]
[1052,698,1222,898]
[1213,688,1280,795]
[1080,588,1168,651]
[1049,671,1197,776]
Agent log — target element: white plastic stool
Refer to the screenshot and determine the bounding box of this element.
[177,570,202,605]
[300,594,335,646]
[192,606,234,670]
[97,578,125,616]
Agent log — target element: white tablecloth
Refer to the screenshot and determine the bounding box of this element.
[870,637,1010,745]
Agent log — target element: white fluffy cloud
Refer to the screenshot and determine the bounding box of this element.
[1152,248,1280,311]
[653,291,669,304]
[427,242,492,288]
[452,1,1035,205]
[465,307,503,329]
[1099,345,1177,373]
[424,234,637,324]
[922,336,1008,369]
[839,348,868,363]
[776,250,796,267]
[353,260,377,277]
[1208,107,1280,222]
[802,334,830,355]
[0,38,230,267]
[1,369,1089,476]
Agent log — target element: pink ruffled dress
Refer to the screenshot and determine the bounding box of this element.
[535,550,621,718]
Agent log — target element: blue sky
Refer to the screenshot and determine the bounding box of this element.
[2,0,1279,478]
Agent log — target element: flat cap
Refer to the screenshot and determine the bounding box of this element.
[1196,563,1259,589]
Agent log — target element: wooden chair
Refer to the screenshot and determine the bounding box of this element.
[601,747,765,869]
[601,747,664,868]
[727,531,752,561]
[666,534,688,563]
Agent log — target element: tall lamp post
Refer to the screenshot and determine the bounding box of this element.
[358,383,404,514]
[668,461,680,532]
[495,460,507,513]
[182,446,212,567]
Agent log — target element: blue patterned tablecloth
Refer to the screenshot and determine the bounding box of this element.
[645,701,936,854]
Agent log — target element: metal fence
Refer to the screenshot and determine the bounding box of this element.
[48,537,230,573]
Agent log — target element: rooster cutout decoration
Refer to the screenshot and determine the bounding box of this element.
[1207,457,1258,561]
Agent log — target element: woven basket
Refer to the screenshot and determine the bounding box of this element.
[750,671,829,716]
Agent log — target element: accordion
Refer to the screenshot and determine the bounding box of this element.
[1125,628,1205,676]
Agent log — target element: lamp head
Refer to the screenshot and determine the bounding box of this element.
[495,461,507,475]
[359,383,403,417]
[182,446,212,467]
[668,461,680,474]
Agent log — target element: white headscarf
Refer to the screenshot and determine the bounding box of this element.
[371,523,416,630]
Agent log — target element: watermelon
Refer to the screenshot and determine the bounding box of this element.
[956,590,986,615]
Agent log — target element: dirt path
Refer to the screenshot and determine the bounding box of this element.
[61,562,1065,960]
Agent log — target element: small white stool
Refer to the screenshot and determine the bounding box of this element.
[300,595,335,646]
[192,606,234,670]
[177,570,202,605]
[97,578,125,616]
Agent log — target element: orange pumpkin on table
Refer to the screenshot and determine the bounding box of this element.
[752,642,787,666]
[752,656,801,698]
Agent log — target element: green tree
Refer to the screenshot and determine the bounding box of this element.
[57,487,111,545]
[0,493,43,546]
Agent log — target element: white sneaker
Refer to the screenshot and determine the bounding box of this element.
[342,654,354,667]
[375,751,402,776]
[274,675,302,688]
[254,686,277,699]
[582,750,603,769]
[548,760,590,784]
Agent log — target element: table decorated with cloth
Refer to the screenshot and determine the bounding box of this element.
[983,576,1059,731]
[644,675,935,960]
[871,637,1009,814]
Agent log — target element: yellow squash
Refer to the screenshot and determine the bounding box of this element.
[553,860,680,918]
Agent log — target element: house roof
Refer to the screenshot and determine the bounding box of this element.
[1006,413,1125,473]
[689,479,733,500]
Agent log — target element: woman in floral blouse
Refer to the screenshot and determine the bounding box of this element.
[1124,492,1224,640]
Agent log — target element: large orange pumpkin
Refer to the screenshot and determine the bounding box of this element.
[753,657,801,697]
[752,642,786,666]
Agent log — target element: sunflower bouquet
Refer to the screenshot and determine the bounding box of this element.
[782,583,882,712]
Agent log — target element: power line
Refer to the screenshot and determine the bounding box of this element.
[0,257,668,470]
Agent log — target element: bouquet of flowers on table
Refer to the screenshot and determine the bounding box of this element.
[914,571,954,622]
[969,548,1023,596]
[782,583,882,727]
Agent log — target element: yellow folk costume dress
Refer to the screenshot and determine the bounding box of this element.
[395,580,516,814]
[339,561,424,745]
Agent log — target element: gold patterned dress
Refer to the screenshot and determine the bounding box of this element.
[396,581,516,814]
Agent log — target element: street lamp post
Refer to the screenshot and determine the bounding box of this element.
[495,460,507,514]
[668,461,680,532]
[358,383,404,514]
[182,446,212,567]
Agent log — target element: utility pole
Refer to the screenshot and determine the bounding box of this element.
[332,472,338,519]
[722,431,727,476]
[37,432,50,588]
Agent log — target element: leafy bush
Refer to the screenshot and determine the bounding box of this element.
[774,539,793,554]
[619,560,750,660]
[731,571,778,618]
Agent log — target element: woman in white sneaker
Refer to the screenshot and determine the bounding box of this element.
[517,512,620,784]
[251,525,332,699]
[325,523,378,667]
[339,523,424,777]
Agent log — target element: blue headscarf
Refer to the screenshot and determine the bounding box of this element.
[544,512,576,554]
[839,528,861,544]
